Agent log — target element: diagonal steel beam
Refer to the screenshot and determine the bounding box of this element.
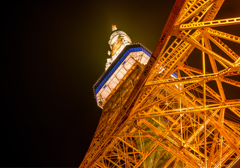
[206,28,240,44]
[177,32,235,68]
[180,17,240,30]
[132,103,240,119]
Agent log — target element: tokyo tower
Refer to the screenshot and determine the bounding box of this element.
[80,0,240,167]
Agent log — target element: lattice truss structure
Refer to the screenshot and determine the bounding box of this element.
[80,0,240,167]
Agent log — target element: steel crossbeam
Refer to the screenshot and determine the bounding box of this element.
[145,71,231,86]
[177,32,235,68]
[207,28,240,44]
[206,34,239,61]
[132,103,240,119]
[180,17,240,30]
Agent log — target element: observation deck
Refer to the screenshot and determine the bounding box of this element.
[94,44,152,108]
[93,26,178,109]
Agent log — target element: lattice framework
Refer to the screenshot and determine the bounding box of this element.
[80,0,240,167]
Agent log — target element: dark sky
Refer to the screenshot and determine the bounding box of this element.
[2,0,240,167]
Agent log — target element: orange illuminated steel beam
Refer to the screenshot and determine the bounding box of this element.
[182,69,223,101]
[135,77,223,114]
[177,32,235,68]
[147,0,214,82]
[177,0,214,24]
[132,107,233,166]
[133,123,200,168]
[204,37,226,101]
[207,28,240,44]
[146,72,223,86]
[179,17,240,30]
[211,118,240,157]
[132,103,240,119]
[206,34,239,61]
[181,64,240,77]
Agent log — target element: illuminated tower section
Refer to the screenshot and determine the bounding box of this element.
[81,1,240,167]
[105,25,132,70]
[92,25,178,167]
[94,25,152,108]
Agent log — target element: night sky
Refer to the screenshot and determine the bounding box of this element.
[2,0,240,167]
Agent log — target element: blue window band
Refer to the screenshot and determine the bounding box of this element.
[93,44,177,101]
[94,45,151,98]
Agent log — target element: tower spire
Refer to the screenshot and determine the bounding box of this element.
[112,25,117,31]
[105,26,132,70]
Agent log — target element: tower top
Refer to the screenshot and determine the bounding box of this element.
[112,25,117,31]
[105,26,132,71]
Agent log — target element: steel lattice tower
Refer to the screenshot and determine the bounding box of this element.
[80,0,240,167]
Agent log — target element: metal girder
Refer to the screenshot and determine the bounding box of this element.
[182,69,223,101]
[207,28,240,44]
[178,0,214,24]
[163,156,177,168]
[135,71,230,113]
[210,118,240,156]
[133,123,200,168]
[229,107,240,118]
[220,77,240,88]
[177,32,235,68]
[204,37,226,101]
[206,34,239,61]
[132,103,240,119]
[181,64,240,76]
[146,71,226,86]
[148,2,212,82]
[180,17,240,30]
